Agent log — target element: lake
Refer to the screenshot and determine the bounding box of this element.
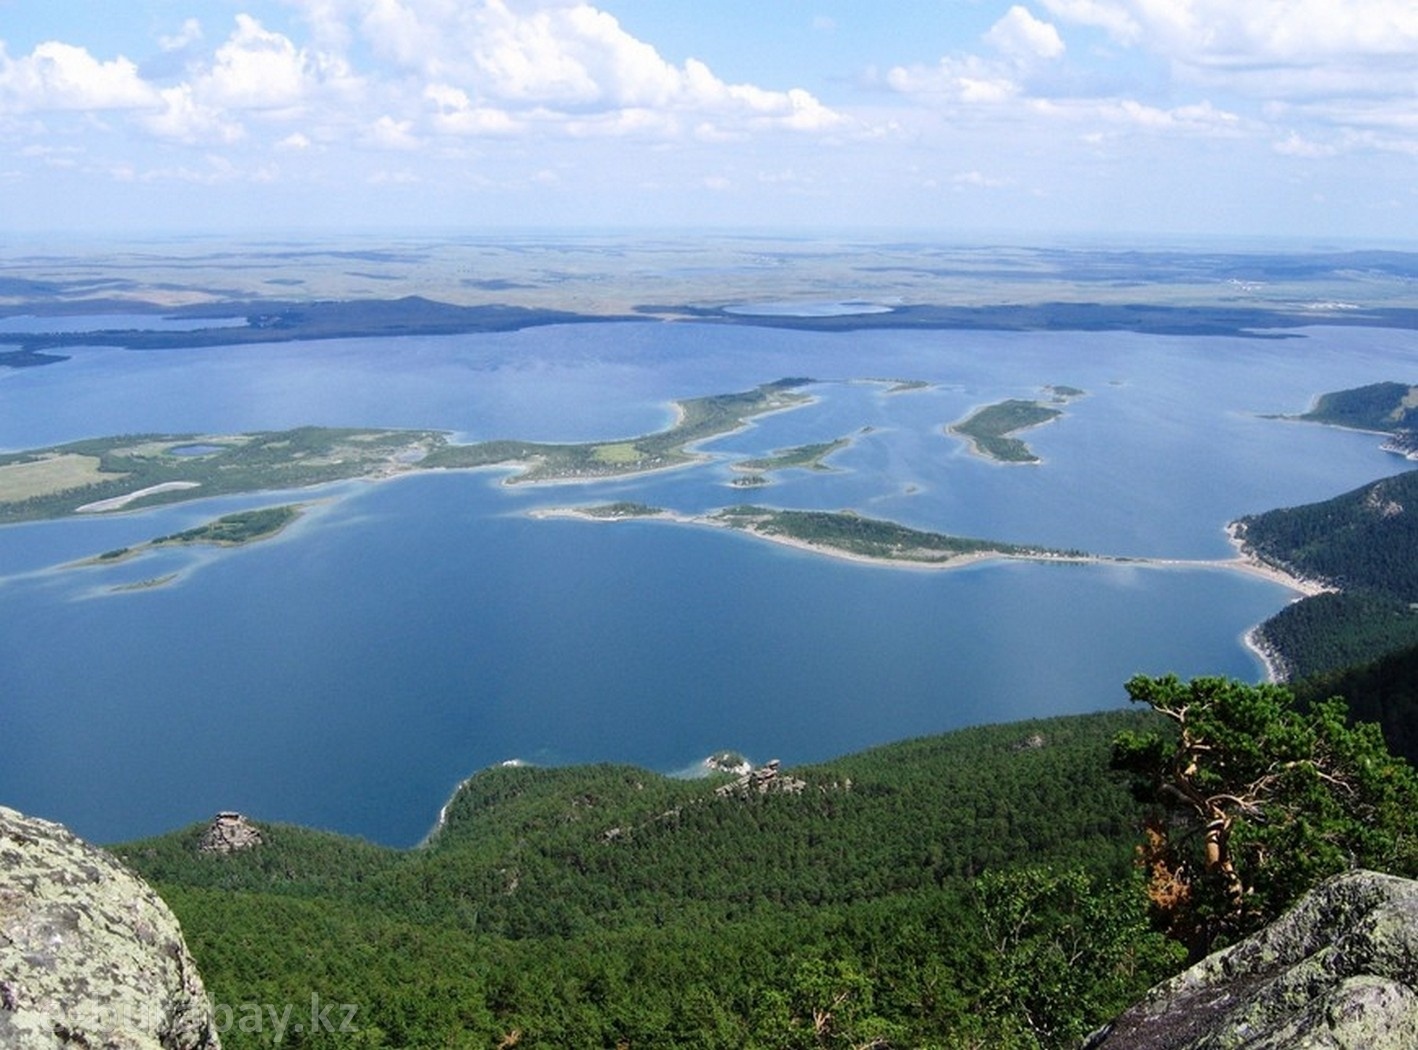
[1,320,1414,845]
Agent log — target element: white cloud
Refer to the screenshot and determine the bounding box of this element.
[1036,0,1142,43]
[144,83,245,143]
[291,0,842,133]
[159,19,205,53]
[985,6,1066,61]
[1032,0,1418,156]
[0,41,159,111]
[1045,0,1418,63]
[425,84,523,135]
[365,114,420,149]
[888,5,1064,106]
[202,15,315,110]
[886,56,1020,105]
[1041,1,1418,93]
[0,0,845,181]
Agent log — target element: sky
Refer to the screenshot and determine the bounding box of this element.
[1,0,1416,241]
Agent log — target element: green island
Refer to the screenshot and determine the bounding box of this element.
[731,436,850,475]
[153,504,303,547]
[711,505,1088,565]
[87,505,304,568]
[870,377,931,393]
[948,387,1085,463]
[565,501,663,519]
[0,380,814,524]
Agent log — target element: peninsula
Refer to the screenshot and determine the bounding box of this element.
[535,502,1334,604]
[0,380,813,524]
[534,502,1097,570]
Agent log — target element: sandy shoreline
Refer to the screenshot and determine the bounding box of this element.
[1221,521,1335,598]
[530,506,1339,593]
[531,505,1336,685]
[76,480,202,513]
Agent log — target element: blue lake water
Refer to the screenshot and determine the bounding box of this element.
[2,321,1415,845]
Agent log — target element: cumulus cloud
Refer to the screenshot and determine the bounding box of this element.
[1040,0,1418,98]
[887,5,1063,105]
[884,0,1414,159]
[0,41,159,111]
[0,0,844,175]
[293,0,843,133]
[985,6,1066,61]
[159,19,205,53]
[143,84,244,143]
[202,15,318,110]
[1033,0,1418,154]
[1041,0,1418,63]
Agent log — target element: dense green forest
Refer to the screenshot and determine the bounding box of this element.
[1296,639,1418,767]
[114,676,1418,1049]
[119,710,1191,1048]
[1235,468,1418,677]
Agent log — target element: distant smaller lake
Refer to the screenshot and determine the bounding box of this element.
[166,444,226,457]
[0,314,246,334]
[724,300,894,317]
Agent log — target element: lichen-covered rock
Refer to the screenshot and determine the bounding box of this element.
[0,805,220,1049]
[1086,869,1418,1050]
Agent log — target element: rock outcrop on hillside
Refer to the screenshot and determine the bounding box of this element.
[0,805,220,1049]
[196,812,262,854]
[1086,869,1418,1049]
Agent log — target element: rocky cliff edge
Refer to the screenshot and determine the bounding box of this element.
[1086,869,1418,1050]
[0,805,220,1050]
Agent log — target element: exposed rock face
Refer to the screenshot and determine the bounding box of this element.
[714,759,807,799]
[1086,869,1418,1050]
[0,805,220,1050]
[1381,430,1418,460]
[196,812,262,855]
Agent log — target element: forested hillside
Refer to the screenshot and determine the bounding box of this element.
[1236,468,1418,677]
[118,710,1183,1049]
[1296,380,1418,433]
[1297,640,1418,766]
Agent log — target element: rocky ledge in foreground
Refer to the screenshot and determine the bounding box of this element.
[0,805,220,1049]
[1086,869,1418,1049]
